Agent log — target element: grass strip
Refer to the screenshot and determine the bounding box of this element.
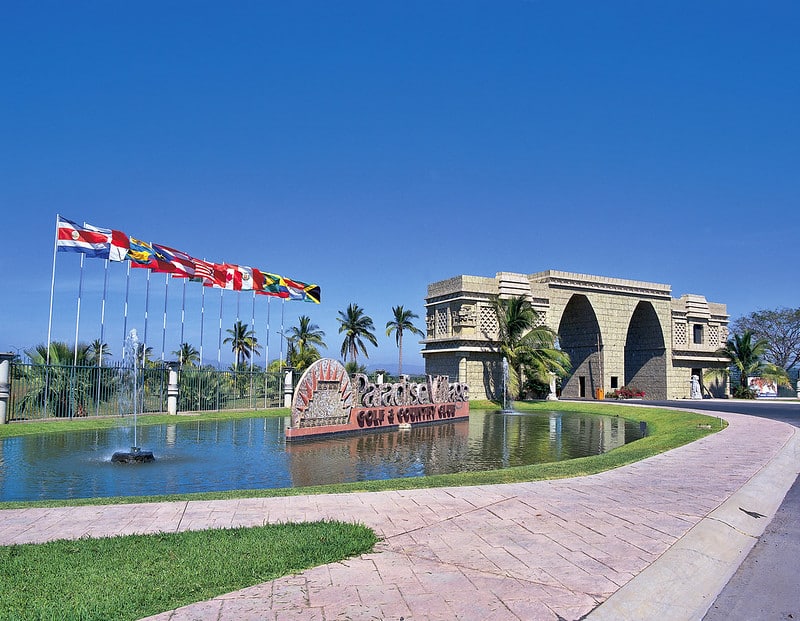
[0,520,377,621]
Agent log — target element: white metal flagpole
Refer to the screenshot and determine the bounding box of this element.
[96,258,110,416]
[250,290,256,372]
[46,214,60,366]
[199,283,205,364]
[122,261,131,355]
[265,295,271,371]
[180,277,186,348]
[143,268,151,369]
[217,287,223,369]
[161,272,169,362]
[73,253,85,367]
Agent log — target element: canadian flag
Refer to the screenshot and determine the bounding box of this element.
[225,265,254,290]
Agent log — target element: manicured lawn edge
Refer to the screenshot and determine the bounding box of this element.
[0,400,725,509]
[0,520,377,621]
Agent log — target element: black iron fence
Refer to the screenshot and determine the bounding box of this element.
[7,362,286,421]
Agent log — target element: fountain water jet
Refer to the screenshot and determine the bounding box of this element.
[112,329,155,464]
[501,357,516,413]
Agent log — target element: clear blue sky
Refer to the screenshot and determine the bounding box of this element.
[2,1,798,373]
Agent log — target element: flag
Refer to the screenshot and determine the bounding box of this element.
[152,243,195,277]
[83,222,130,261]
[251,268,267,291]
[128,237,157,267]
[224,264,256,291]
[194,259,227,288]
[256,272,289,298]
[285,277,321,303]
[56,216,127,260]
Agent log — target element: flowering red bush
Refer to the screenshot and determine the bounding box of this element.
[608,386,645,399]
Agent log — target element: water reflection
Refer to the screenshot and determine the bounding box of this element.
[0,410,641,502]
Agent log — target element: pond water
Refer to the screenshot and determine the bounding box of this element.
[0,410,643,502]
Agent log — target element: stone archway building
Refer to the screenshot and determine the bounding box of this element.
[421,271,729,400]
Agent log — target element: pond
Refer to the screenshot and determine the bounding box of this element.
[0,409,643,502]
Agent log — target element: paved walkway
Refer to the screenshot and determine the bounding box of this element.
[1,409,798,620]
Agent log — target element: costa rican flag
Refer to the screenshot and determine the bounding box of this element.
[56,216,128,260]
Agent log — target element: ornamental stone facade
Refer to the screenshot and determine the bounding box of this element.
[421,271,729,401]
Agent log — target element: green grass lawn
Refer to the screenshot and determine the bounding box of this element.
[0,400,725,620]
[0,521,377,621]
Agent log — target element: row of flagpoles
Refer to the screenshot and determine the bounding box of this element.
[47,215,321,370]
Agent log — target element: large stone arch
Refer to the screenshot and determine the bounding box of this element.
[558,294,602,398]
[624,301,667,399]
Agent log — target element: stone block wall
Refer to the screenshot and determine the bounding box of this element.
[422,270,729,402]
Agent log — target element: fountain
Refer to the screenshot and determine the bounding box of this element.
[501,357,515,413]
[112,329,155,464]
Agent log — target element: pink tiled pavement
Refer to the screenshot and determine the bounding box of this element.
[0,410,795,620]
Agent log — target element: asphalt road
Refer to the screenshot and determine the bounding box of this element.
[649,399,799,620]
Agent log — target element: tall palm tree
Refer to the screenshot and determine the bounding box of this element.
[26,341,91,366]
[223,320,261,370]
[714,330,788,395]
[288,315,326,353]
[385,305,424,376]
[337,303,378,363]
[492,296,570,400]
[173,342,201,367]
[87,339,112,366]
[287,315,326,372]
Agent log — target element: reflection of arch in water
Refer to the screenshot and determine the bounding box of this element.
[624,301,667,399]
[558,295,602,398]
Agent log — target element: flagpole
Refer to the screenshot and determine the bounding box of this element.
[143,268,151,369]
[279,298,285,375]
[73,253,85,367]
[250,290,256,372]
[199,283,205,364]
[217,287,223,369]
[161,272,169,362]
[265,296,271,371]
[180,277,186,349]
[264,295,271,408]
[96,258,109,416]
[122,261,131,354]
[46,215,60,366]
[44,214,60,418]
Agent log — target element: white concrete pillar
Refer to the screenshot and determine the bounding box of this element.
[283,368,294,408]
[0,353,12,424]
[166,362,180,415]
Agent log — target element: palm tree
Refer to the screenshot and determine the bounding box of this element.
[337,303,378,363]
[385,305,424,376]
[26,341,90,366]
[287,315,326,372]
[492,296,571,400]
[288,315,326,353]
[714,330,789,396]
[224,320,261,370]
[87,339,112,366]
[22,341,94,417]
[135,343,154,367]
[173,342,201,367]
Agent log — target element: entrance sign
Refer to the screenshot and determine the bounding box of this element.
[287,358,469,440]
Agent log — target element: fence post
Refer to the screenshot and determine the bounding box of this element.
[283,368,294,408]
[166,362,180,415]
[0,353,12,424]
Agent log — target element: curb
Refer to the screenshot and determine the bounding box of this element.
[587,420,800,620]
